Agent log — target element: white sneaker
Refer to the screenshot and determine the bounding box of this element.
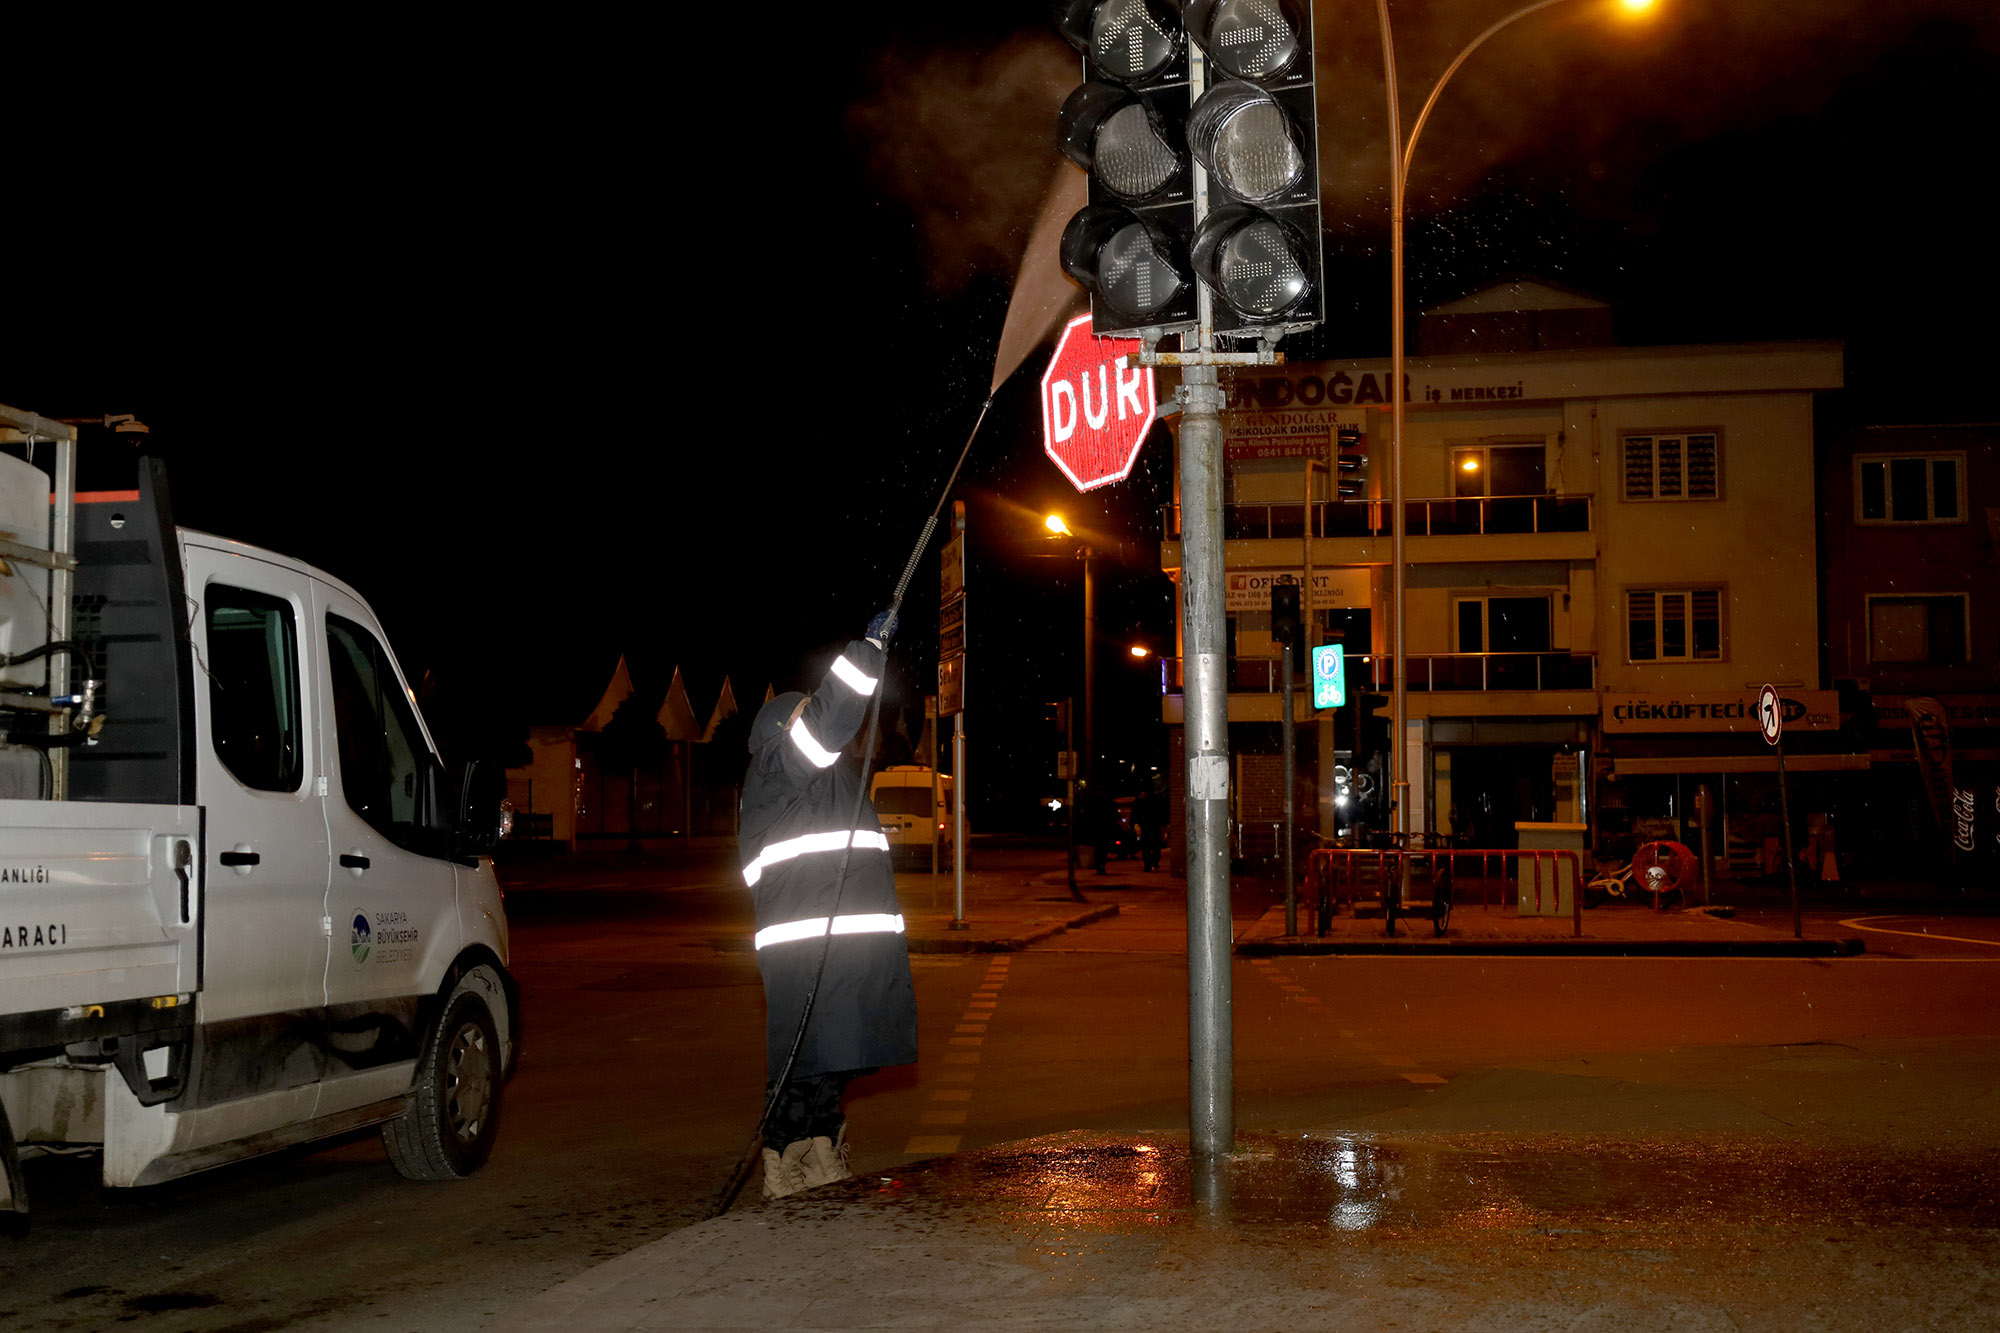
[800,1128,852,1189]
[760,1139,812,1199]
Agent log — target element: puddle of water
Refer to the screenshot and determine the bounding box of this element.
[908,1131,2000,1234]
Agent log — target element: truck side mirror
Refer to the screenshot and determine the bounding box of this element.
[452,758,513,861]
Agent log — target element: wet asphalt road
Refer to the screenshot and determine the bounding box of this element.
[2,842,1997,1330]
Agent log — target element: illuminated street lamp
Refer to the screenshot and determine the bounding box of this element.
[1044,513,1097,797]
[1373,0,1658,854]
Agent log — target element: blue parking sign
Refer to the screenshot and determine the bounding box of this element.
[1311,644,1345,709]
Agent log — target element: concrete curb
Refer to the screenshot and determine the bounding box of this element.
[1236,935,1867,957]
[908,904,1121,954]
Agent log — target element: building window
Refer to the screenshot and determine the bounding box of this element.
[1867,594,1967,665]
[1855,454,1963,524]
[1454,595,1552,653]
[1622,433,1719,501]
[1452,443,1545,497]
[1628,588,1722,662]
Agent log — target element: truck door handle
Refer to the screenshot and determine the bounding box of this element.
[339,853,371,871]
[219,851,261,867]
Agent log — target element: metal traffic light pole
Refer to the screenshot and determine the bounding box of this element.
[1172,39,1235,1165]
[1176,353,1234,1162]
[1059,0,1324,1167]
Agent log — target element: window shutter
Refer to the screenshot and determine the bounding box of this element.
[1657,438,1683,498]
[1623,437,1654,500]
[1627,592,1657,661]
[1687,435,1718,498]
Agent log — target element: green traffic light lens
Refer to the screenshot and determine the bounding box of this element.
[1098,221,1185,318]
[1190,0,1304,83]
[1096,103,1180,200]
[1090,0,1183,85]
[1205,213,1309,318]
[1060,204,1189,324]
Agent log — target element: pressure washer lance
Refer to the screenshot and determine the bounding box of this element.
[707,396,993,1219]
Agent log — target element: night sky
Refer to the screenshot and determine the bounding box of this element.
[5,3,1996,824]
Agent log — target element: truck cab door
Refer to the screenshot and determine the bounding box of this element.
[311,580,459,1109]
[183,544,332,1061]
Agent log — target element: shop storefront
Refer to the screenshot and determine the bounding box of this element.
[1595,688,1867,876]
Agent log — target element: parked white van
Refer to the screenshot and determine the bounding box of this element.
[870,765,961,868]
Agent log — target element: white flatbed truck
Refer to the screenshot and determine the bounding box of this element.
[0,403,516,1226]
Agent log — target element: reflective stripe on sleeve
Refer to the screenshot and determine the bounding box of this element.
[830,654,879,696]
[742,827,893,886]
[755,912,906,951]
[789,716,841,768]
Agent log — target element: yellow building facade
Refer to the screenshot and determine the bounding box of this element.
[1161,326,1845,866]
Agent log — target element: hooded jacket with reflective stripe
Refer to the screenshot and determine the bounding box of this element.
[738,638,917,1083]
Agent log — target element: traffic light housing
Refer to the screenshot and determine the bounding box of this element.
[1271,578,1306,670]
[1335,425,1368,499]
[1270,579,1300,646]
[1357,691,1391,763]
[1055,0,1322,343]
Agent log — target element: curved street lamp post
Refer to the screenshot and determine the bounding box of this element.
[1374,0,1655,869]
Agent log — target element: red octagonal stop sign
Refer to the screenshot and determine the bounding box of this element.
[1040,313,1156,493]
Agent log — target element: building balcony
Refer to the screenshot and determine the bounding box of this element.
[1165,651,1598,695]
[1160,494,1597,573]
[1162,493,1592,542]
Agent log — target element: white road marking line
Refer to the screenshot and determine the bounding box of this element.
[1839,916,2000,948]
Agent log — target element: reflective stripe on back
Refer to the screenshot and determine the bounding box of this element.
[743,827,892,886]
[755,912,906,950]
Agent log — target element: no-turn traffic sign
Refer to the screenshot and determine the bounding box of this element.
[1040,313,1156,493]
[1757,683,1783,746]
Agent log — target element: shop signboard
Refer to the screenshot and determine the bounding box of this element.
[1225,569,1368,612]
[1602,689,1838,734]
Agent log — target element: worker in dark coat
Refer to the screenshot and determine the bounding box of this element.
[739,609,918,1198]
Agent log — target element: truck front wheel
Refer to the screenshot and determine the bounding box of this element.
[383,973,504,1180]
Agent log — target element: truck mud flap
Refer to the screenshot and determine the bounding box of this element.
[1,1099,26,1227]
[111,1024,195,1107]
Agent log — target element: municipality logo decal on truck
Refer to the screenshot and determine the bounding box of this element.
[0,405,518,1223]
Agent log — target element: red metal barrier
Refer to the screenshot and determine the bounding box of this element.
[1305,847,1584,938]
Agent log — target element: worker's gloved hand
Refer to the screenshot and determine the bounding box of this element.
[865,606,899,649]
